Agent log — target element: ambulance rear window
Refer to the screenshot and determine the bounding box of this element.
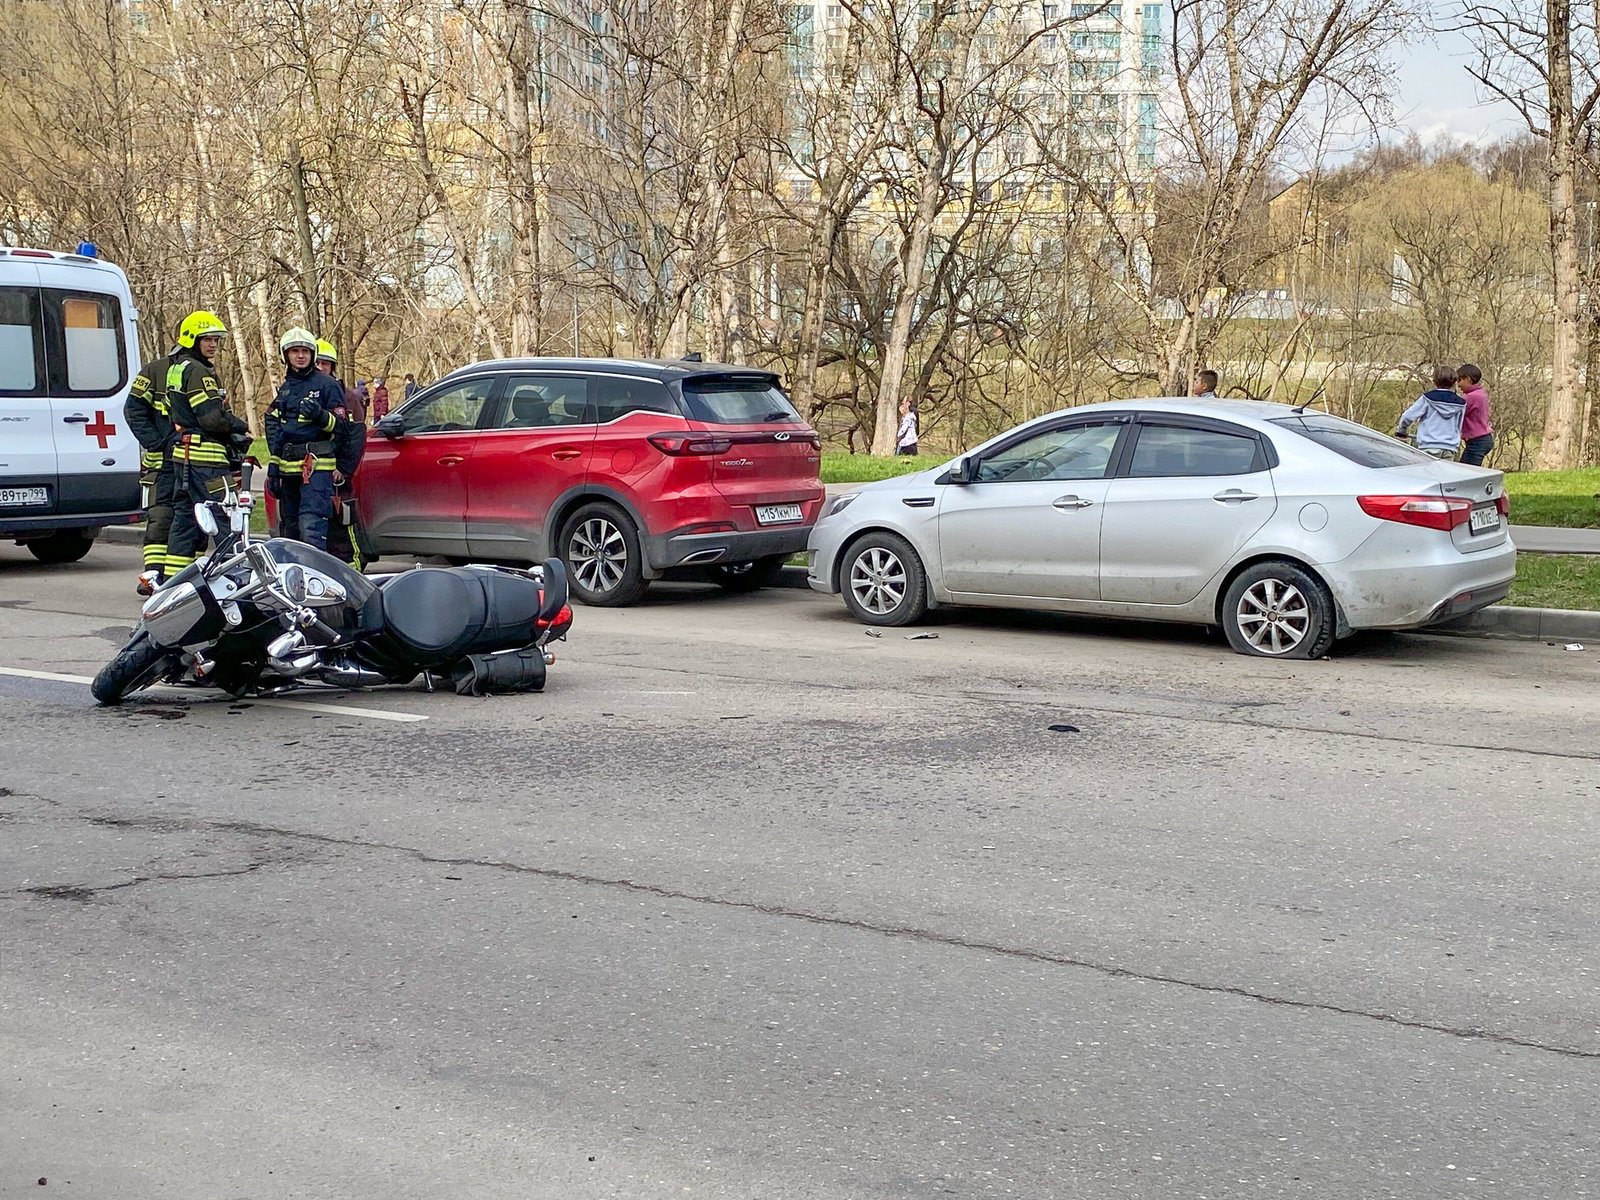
[59,294,123,392]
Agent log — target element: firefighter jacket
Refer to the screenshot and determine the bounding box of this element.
[166,348,248,467]
[125,349,178,471]
[265,365,345,473]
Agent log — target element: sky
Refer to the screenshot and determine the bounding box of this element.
[1390,24,1528,146]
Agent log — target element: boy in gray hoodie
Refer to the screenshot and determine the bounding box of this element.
[1394,367,1466,458]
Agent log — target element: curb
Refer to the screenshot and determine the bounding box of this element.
[1435,605,1600,645]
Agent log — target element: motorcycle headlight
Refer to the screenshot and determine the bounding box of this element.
[825,492,860,519]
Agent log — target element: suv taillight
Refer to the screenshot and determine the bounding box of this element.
[1358,494,1473,531]
[648,434,732,456]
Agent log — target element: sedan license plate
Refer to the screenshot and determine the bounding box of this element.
[0,487,48,507]
[756,503,803,525]
[1469,506,1501,535]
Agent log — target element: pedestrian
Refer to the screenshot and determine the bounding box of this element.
[124,335,181,595]
[263,327,347,552]
[895,396,920,457]
[1192,369,1218,399]
[1394,366,1466,459]
[403,372,419,404]
[163,311,250,577]
[355,378,369,409]
[1457,362,1495,466]
[371,377,390,421]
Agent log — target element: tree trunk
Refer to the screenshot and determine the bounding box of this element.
[1541,0,1583,469]
[498,0,543,355]
[874,149,946,455]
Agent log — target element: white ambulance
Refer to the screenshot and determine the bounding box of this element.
[0,245,143,562]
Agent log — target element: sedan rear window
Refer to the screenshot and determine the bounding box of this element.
[681,376,801,425]
[1270,414,1435,468]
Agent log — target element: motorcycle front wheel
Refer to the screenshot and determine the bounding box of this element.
[91,632,178,706]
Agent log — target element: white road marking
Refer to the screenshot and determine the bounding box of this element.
[0,666,428,723]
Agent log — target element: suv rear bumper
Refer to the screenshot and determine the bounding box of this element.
[647,524,813,571]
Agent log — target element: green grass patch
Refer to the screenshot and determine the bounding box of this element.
[1503,469,1600,529]
[1507,551,1600,610]
[821,450,942,484]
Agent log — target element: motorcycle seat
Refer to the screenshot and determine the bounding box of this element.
[377,569,489,658]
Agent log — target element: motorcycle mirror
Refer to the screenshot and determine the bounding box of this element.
[283,564,308,604]
[195,502,219,536]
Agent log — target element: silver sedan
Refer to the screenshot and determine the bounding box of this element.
[806,399,1517,658]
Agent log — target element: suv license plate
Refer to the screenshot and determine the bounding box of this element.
[1469,506,1500,534]
[0,487,48,507]
[756,504,803,525]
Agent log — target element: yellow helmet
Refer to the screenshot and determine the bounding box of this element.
[279,326,318,359]
[177,310,227,349]
[314,338,337,365]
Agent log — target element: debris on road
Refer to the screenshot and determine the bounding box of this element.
[905,633,939,640]
[864,629,882,638]
[1048,723,1080,733]
[1564,643,1585,651]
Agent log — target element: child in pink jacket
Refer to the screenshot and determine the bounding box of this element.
[1457,363,1494,465]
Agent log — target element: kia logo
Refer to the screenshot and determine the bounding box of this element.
[774,432,790,441]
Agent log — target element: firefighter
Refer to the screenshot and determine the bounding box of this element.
[314,340,367,565]
[163,311,249,577]
[263,327,345,551]
[125,337,180,595]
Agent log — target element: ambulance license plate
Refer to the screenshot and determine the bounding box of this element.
[0,487,47,507]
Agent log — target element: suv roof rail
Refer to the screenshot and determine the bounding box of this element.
[681,351,703,362]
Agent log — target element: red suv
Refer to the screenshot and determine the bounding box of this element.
[351,357,824,606]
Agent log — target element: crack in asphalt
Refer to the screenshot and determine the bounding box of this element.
[29,808,1600,1064]
[19,862,270,901]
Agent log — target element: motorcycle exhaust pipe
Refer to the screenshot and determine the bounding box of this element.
[315,660,391,688]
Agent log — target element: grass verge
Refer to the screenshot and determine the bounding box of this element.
[821,450,941,484]
[1507,552,1600,610]
[1502,468,1600,529]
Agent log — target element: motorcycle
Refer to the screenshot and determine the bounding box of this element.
[92,463,574,706]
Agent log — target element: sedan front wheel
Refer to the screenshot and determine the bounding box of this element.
[839,531,928,626]
[1221,561,1336,659]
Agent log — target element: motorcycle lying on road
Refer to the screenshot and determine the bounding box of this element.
[92,463,573,705]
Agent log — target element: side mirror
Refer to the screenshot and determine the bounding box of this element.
[283,564,308,604]
[375,414,405,439]
[947,457,974,485]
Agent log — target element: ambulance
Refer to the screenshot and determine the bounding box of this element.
[0,244,142,562]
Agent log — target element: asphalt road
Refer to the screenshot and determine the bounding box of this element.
[2,540,1597,1199]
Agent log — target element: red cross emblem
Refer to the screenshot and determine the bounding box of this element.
[84,411,116,449]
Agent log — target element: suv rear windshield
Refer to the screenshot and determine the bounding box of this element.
[681,375,801,425]
[1269,414,1436,468]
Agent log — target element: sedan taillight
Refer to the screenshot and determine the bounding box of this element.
[1358,494,1474,531]
[648,433,732,455]
[1496,493,1510,516]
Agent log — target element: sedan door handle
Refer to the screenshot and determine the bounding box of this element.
[437,455,465,467]
[1052,495,1094,510]
[1212,489,1259,504]
[62,414,90,424]
[551,449,583,461]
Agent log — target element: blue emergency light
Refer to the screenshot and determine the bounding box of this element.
[76,241,98,258]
